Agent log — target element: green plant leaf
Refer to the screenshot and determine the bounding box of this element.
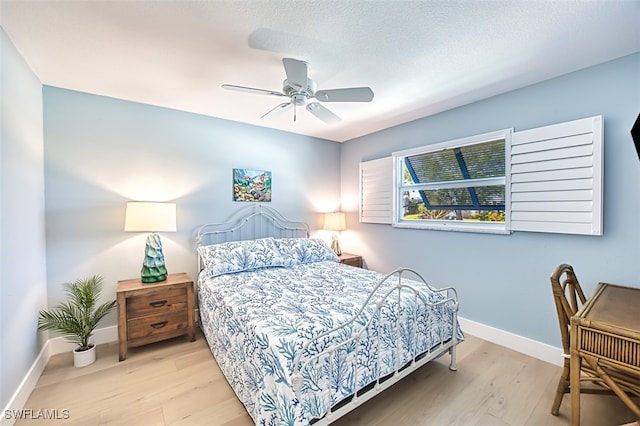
[38,274,115,351]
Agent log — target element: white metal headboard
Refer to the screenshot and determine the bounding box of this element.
[195,204,310,248]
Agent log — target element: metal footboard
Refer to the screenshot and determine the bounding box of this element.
[291,267,460,424]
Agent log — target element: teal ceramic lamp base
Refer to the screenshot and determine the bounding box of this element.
[140,233,168,283]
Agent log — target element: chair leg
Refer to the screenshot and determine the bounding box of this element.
[551,361,570,415]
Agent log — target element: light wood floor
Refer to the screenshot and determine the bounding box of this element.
[16,332,638,425]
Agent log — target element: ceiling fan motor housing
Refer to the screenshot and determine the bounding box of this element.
[283,78,317,100]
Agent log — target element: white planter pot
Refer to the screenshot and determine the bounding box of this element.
[73,345,96,368]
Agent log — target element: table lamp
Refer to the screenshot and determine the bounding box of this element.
[124,201,176,283]
[323,211,346,256]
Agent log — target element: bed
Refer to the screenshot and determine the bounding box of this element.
[195,205,462,425]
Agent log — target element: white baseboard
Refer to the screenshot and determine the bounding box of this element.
[1,326,118,426]
[458,316,562,367]
[46,325,118,355]
[1,342,51,426]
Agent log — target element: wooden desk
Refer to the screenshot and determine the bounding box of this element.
[570,282,640,425]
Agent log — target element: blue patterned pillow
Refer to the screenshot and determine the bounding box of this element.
[198,237,287,277]
[273,238,339,266]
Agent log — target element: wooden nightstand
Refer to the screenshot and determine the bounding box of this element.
[339,253,363,268]
[117,272,195,361]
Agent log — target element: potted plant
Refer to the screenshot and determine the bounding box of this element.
[38,275,116,367]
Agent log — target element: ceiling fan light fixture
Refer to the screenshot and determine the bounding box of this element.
[222,57,374,124]
[291,94,307,105]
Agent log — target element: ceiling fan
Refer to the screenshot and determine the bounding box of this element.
[222,58,374,124]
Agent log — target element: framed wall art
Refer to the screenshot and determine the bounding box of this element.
[233,169,272,202]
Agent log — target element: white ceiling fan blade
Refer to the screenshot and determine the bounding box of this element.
[282,58,308,90]
[315,87,374,102]
[261,102,292,119]
[306,102,341,124]
[222,84,287,97]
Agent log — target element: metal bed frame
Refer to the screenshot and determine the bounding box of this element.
[195,205,460,424]
[195,204,309,271]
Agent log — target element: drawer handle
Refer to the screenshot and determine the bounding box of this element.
[150,321,168,329]
[149,300,168,308]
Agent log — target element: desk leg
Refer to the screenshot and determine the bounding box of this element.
[570,322,581,426]
[584,356,640,418]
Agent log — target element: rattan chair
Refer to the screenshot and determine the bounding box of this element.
[550,264,612,415]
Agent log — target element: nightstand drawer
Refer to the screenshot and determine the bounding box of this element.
[126,288,187,318]
[127,310,189,340]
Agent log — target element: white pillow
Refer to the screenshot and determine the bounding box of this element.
[198,237,286,277]
[273,238,339,266]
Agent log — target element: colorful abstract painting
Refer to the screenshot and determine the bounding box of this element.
[233,169,272,202]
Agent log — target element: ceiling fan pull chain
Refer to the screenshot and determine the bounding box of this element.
[294,103,297,122]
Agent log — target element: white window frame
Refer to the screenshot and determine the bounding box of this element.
[392,129,512,234]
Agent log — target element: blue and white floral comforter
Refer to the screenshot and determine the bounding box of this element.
[198,261,461,425]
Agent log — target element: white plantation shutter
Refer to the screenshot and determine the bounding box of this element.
[509,115,603,235]
[360,157,393,224]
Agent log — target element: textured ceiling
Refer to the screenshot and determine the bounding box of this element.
[1,1,639,142]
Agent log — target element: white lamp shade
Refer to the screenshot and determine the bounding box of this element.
[323,212,346,231]
[124,202,177,232]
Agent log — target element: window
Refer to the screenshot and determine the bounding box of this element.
[361,115,603,236]
[393,129,511,233]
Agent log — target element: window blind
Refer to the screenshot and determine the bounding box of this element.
[509,115,603,235]
[359,156,393,224]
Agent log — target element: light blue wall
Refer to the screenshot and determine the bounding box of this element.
[43,87,342,313]
[341,52,640,347]
[0,28,47,411]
